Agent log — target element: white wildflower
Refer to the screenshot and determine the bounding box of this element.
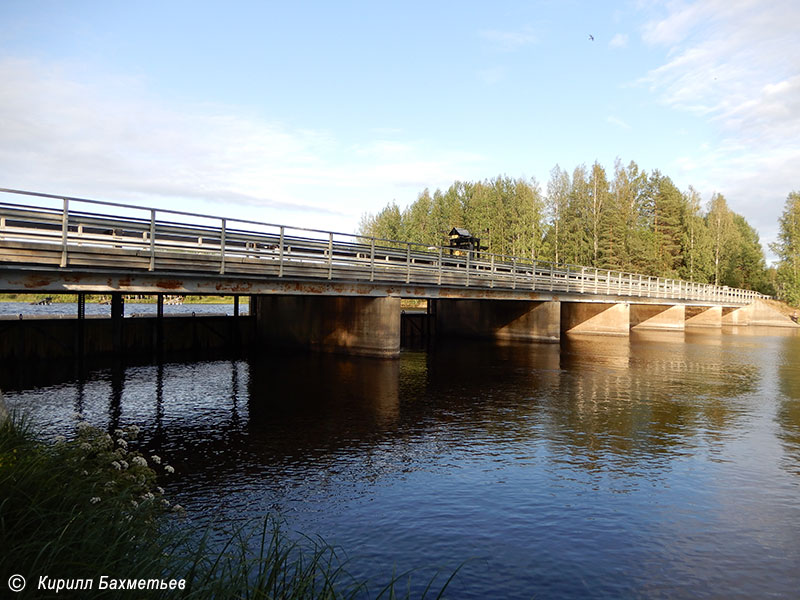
[73,412,84,420]
[141,492,155,501]
[161,498,170,507]
[80,442,92,452]
[90,497,101,504]
[131,500,139,508]
[164,465,175,474]
[54,435,66,444]
[104,481,116,490]
[150,455,161,465]
[77,421,92,431]
[156,487,164,495]
[81,470,89,476]
[119,460,129,470]
[111,461,122,470]
[116,439,128,450]
[131,456,147,468]
[114,428,124,438]
[171,504,184,513]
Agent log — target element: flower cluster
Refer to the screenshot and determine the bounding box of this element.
[63,419,182,519]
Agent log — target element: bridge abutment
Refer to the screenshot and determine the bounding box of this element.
[253,295,401,358]
[433,299,560,342]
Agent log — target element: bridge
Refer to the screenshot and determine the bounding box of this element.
[0,188,795,358]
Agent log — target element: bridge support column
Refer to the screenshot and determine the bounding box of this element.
[630,304,685,331]
[685,305,722,328]
[253,295,401,358]
[561,302,629,335]
[434,299,560,342]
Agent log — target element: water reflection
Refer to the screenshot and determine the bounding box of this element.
[777,335,800,476]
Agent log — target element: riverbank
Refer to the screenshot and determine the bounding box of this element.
[0,412,454,599]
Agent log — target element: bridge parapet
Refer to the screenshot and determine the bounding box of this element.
[0,188,767,305]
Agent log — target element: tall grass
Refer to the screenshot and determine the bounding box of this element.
[0,414,458,599]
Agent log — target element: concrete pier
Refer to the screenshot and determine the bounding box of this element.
[253,295,401,358]
[630,304,685,331]
[561,302,630,335]
[434,299,560,342]
[685,306,722,328]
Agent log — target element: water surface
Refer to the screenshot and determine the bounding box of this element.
[4,329,800,599]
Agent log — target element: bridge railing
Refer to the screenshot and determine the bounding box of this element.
[0,188,767,305]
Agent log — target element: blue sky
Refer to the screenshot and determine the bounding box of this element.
[1,1,798,261]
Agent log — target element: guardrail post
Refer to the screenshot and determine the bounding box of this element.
[465,250,470,287]
[490,254,495,288]
[328,233,334,280]
[566,265,571,292]
[406,242,411,284]
[278,226,285,277]
[531,260,536,291]
[149,210,156,271]
[219,218,227,274]
[438,247,443,285]
[60,197,69,267]
[550,264,555,292]
[511,258,516,290]
[370,238,375,282]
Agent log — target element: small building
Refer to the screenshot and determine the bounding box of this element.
[448,228,487,257]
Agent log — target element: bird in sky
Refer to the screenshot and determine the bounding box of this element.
[589,34,594,41]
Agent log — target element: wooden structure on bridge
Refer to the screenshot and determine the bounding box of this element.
[0,188,796,359]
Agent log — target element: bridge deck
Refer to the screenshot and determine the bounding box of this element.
[0,188,766,306]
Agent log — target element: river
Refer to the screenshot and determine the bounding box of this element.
[3,328,800,599]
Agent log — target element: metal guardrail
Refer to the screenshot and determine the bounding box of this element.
[0,188,767,304]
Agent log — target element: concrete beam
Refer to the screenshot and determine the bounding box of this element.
[435,299,560,342]
[685,305,722,328]
[254,295,401,358]
[561,302,629,335]
[630,304,685,331]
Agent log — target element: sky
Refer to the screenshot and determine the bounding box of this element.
[0,0,798,262]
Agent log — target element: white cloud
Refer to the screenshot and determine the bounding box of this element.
[479,26,538,51]
[609,33,629,48]
[639,0,800,257]
[0,58,483,232]
[607,116,632,129]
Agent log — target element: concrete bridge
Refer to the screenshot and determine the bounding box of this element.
[0,188,795,358]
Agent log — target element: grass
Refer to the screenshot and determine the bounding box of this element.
[0,413,458,599]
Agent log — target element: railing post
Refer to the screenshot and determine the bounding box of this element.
[511,258,516,290]
[60,197,69,267]
[406,242,411,284]
[149,209,156,271]
[465,249,470,287]
[370,238,375,282]
[278,226,285,278]
[606,270,611,295]
[490,254,495,288]
[328,232,334,280]
[531,259,536,291]
[550,264,555,292]
[438,247,443,285]
[580,266,585,293]
[219,218,227,274]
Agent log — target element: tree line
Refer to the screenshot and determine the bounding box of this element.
[359,158,789,297]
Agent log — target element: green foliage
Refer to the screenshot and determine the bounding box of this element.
[771,191,800,305]
[357,159,774,290]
